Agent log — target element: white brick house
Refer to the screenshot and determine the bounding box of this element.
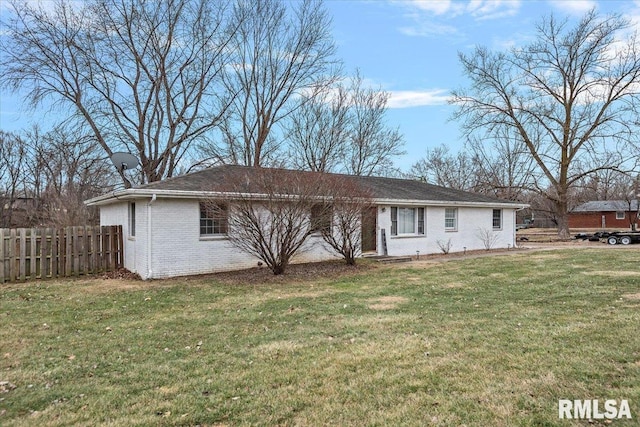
[85,165,527,279]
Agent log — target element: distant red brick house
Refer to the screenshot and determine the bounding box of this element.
[569,200,639,229]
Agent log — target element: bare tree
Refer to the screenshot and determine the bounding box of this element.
[207,0,340,167]
[0,126,117,227]
[287,72,405,176]
[410,144,480,191]
[1,0,236,186]
[35,127,117,226]
[467,132,537,201]
[343,73,405,176]
[286,85,350,172]
[451,10,640,238]
[208,168,334,275]
[573,169,635,202]
[0,131,28,227]
[319,176,374,265]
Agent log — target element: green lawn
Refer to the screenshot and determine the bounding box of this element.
[1,249,639,426]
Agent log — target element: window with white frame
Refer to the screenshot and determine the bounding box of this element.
[390,207,425,236]
[200,202,228,236]
[445,208,457,231]
[128,202,136,237]
[492,209,502,229]
[616,211,625,220]
[310,204,332,234]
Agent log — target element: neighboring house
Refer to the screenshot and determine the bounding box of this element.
[85,165,528,279]
[569,200,639,229]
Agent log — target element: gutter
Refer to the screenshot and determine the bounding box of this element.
[514,205,527,248]
[147,193,157,279]
[86,189,530,210]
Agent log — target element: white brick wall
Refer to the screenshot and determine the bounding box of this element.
[101,198,340,279]
[376,204,517,256]
[99,198,518,279]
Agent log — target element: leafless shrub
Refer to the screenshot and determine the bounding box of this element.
[207,167,375,273]
[319,176,374,265]
[477,227,499,250]
[436,239,453,254]
[208,168,332,275]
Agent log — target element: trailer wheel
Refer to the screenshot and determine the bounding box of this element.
[620,236,632,245]
[607,236,619,245]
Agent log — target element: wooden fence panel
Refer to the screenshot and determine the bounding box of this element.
[0,225,123,283]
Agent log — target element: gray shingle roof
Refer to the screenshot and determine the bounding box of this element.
[133,164,518,205]
[572,200,639,212]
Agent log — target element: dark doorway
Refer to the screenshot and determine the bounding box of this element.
[361,207,377,252]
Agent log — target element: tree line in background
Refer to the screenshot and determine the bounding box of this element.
[0,0,404,227]
[0,127,115,228]
[0,0,404,183]
[2,2,640,238]
[414,10,640,237]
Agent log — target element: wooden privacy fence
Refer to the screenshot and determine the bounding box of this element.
[0,225,123,283]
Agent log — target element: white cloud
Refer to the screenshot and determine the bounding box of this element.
[399,0,464,15]
[387,89,450,108]
[467,0,521,20]
[394,0,522,39]
[547,0,597,15]
[398,21,460,37]
[397,0,520,20]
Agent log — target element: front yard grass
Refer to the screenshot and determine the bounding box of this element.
[1,248,639,426]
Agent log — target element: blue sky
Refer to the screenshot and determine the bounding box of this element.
[325,0,640,170]
[1,0,639,171]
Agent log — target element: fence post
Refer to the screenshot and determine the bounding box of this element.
[57,228,64,277]
[81,226,88,276]
[39,228,47,279]
[101,226,108,272]
[0,229,5,284]
[91,226,98,273]
[19,228,27,281]
[30,228,37,280]
[116,225,124,269]
[8,229,16,282]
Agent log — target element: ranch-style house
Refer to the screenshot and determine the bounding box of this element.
[85,165,528,279]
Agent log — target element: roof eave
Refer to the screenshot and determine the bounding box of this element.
[84,189,236,206]
[373,198,529,209]
[85,189,529,209]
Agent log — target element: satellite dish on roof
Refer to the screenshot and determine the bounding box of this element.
[110,152,139,173]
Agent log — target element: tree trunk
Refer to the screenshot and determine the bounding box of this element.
[555,202,571,239]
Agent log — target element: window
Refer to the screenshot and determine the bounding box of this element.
[129,202,136,237]
[616,211,625,220]
[390,206,425,236]
[200,202,228,235]
[492,209,502,229]
[310,204,332,234]
[445,208,457,231]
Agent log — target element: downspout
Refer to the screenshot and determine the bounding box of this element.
[147,194,157,279]
[514,206,526,248]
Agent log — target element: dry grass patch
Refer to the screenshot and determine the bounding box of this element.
[441,281,466,289]
[585,270,640,277]
[367,295,409,310]
[622,292,640,300]
[256,340,303,355]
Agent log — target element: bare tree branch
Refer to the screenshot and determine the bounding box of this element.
[451,9,640,238]
[1,0,236,186]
